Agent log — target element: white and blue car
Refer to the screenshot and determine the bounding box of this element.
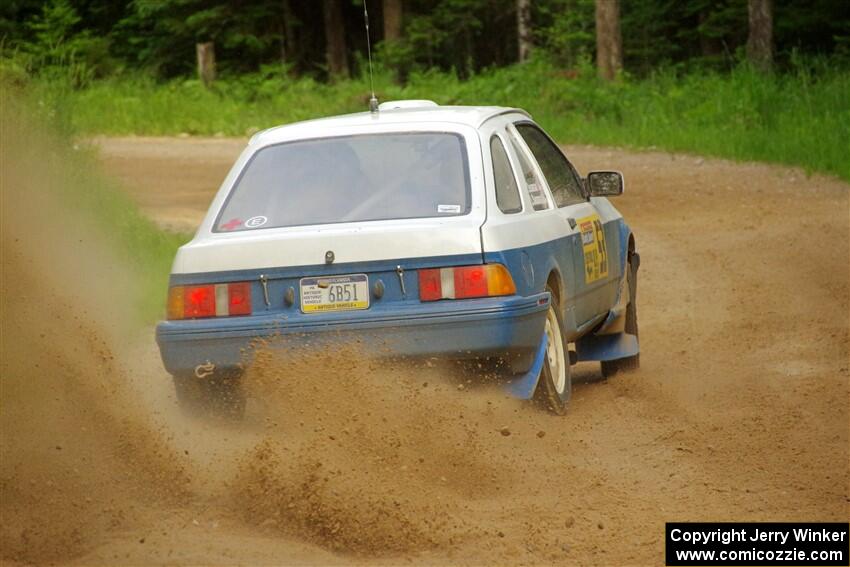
[156,101,640,416]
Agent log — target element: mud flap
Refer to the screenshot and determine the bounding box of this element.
[575,332,638,362]
[505,331,548,400]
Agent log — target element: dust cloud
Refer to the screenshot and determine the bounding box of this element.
[232,343,528,554]
[0,98,193,562]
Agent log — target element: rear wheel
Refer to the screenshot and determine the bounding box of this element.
[535,286,571,415]
[172,369,246,420]
[601,256,640,377]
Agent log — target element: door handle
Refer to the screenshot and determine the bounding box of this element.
[567,217,577,229]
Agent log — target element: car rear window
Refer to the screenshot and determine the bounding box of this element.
[215,132,471,232]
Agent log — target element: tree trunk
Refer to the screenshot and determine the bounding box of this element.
[595,0,622,80]
[517,0,532,62]
[196,42,216,87]
[383,0,402,42]
[280,0,297,73]
[747,0,773,71]
[322,0,349,79]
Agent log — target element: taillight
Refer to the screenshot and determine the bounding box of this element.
[166,282,253,320]
[167,286,184,320]
[185,285,215,318]
[227,282,251,316]
[418,264,516,301]
[418,269,443,301]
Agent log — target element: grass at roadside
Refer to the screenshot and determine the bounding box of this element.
[20,56,850,182]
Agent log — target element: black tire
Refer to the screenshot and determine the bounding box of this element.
[172,369,246,420]
[601,256,640,377]
[535,285,572,415]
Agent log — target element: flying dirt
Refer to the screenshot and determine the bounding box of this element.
[1,128,847,565]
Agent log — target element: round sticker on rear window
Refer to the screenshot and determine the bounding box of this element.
[245,215,268,228]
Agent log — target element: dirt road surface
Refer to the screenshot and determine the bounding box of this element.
[3,135,847,566]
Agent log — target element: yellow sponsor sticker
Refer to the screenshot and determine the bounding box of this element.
[578,214,609,283]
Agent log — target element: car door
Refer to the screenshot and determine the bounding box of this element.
[510,121,620,327]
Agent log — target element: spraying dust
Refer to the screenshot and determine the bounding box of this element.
[233,344,523,554]
[0,99,193,563]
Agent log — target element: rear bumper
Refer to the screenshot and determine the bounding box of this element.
[156,292,550,376]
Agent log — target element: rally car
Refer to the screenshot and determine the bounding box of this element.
[156,100,640,417]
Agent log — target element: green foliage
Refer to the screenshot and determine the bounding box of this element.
[387,0,509,77]
[22,55,847,182]
[421,56,850,181]
[111,0,291,77]
[8,0,114,86]
[535,0,595,69]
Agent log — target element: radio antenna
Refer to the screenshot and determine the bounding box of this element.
[363,1,379,113]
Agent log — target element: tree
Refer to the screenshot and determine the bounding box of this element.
[747,0,772,71]
[517,0,532,62]
[383,0,402,42]
[322,0,348,78]
[535,0,594,69]
[595,0,622,80]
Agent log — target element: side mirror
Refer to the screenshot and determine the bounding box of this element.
[586,171,624,197]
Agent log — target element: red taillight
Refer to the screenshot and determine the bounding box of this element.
[167,282,252,320]
[419,269,443,302]
[418,264,516,302]
[185,285,215,318]
[227,282,252,315]
[454,266,488,298]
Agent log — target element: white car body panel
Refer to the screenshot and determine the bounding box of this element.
[171,104,628,331]
[173,120,489,274]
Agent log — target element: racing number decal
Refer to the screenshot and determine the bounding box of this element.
[578,214,609,283]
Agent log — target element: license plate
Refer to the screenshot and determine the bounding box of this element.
[300,274,369,314]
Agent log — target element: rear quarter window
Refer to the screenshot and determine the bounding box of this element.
[507,133,549,211]
[490,135,522,214]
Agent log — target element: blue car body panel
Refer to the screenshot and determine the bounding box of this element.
[157,286,551,376]
[157,226,637,381]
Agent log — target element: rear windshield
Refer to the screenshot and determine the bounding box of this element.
[215,132,470,232]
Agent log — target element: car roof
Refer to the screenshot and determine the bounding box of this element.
[250,102,531,146]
